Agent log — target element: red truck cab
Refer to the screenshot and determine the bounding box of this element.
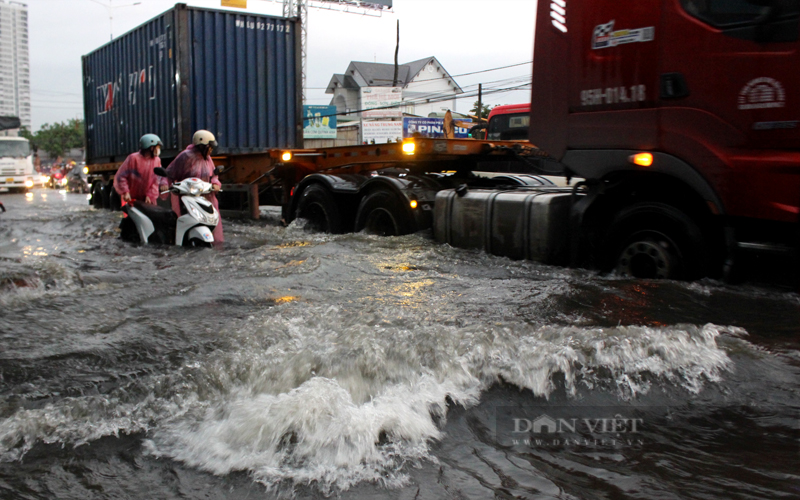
[532,0,800,280]
[486,103,531,141]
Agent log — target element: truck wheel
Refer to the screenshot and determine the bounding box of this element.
[355,190,413,236]
[604,202,707,280]
[91,182,103,208]
[109,188,122,211]
[294,184,343,233]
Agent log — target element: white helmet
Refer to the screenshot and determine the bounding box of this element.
[192,130,218,148]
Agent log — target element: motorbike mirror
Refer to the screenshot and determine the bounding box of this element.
[154,167,168,177]
[213,166,224,176]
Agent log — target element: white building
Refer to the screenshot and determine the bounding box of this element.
[325,56,463,118]
[0,0,31,135]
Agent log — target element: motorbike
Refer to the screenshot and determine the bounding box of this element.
[119,167,219,247]
[66,165,90,193]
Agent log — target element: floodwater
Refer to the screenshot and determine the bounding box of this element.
[0,188,798,500]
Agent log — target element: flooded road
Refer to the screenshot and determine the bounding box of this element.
[1,188,798,499]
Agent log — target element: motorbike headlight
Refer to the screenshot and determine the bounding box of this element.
[189,185,202,196]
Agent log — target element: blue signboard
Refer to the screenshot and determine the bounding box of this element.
[402,117,471,139]
[303,105,337,139]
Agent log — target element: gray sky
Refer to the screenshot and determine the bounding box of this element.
[27,0,537,131]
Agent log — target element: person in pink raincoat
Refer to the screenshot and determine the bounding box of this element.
[114,134,163,204]
[162,130,224,243]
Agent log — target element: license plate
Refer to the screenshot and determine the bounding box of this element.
[5,178,13,183]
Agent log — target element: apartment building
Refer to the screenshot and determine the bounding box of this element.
[0,0,30,135]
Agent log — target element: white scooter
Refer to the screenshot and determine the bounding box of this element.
[120,167,220,247]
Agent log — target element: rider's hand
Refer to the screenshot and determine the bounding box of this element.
[211,184,221,192]
[145,196,153,204]
[122,193,132,202]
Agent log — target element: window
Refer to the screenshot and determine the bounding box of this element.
[682,0,799,28]
[487,113,530,141]
[682,0,799,41]
[0,140,30,158]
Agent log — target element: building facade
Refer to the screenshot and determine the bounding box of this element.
[325,56,463,119]
[0,0,30,135]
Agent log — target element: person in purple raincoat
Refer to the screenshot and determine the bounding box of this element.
[163,130,224,243]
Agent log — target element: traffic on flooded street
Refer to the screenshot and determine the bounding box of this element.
[1,188,798,499]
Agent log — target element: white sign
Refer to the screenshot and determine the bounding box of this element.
[361,120,403,144]
[361,87,403,118]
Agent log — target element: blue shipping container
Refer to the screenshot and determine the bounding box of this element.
[82,3,301,163]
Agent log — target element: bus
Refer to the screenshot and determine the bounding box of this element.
[0,137,35,193]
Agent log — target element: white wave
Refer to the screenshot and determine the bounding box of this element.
[138,304,735,491]
[0,292,738,491]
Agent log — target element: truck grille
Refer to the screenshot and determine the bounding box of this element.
[1,168,21,176]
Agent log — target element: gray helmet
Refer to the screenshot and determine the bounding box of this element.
[140,134,162,150]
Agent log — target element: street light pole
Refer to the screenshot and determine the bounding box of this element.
[88,0,142,41]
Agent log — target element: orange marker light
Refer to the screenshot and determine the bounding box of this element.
[402,141,416,155]
[410,199,418,209]
[281,151,292,162]
[630,152,654,167]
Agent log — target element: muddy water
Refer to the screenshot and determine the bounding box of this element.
[1,189,798,499]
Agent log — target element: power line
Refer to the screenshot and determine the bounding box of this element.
[305,60,533,91]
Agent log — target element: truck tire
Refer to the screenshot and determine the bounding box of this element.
[355,190,413,236]
[109,187,122,211]
[294,184,343,233]
[100,181,112,209]
[91,182,103,208]
[604,202,707,280]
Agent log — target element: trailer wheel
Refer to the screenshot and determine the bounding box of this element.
[355,190,413,236]
[294,184,343,233]
[604,202,707,280]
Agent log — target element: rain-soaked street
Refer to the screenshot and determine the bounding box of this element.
[1,188,798,499]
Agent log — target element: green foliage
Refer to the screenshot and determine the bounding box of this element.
[469,101,493,120]
[22,119,85,157]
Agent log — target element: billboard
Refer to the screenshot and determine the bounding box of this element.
[316,0,391,9]
[403,117,472,139]
[303,105,337,139]
[361,87,403,118]
[361,120,403,144]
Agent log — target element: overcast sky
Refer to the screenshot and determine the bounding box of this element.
[25,0,537,131]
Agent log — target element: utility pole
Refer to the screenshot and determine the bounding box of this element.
[283,0,308,102]
[280,0,391,104]
[392,20,399,87]
[478,83,483,121]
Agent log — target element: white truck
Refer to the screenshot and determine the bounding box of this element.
[0,136,35,193]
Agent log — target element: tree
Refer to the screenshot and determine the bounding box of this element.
[21,119,85,157]
[470,101,493,120]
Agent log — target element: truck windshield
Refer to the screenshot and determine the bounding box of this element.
[487,113,530,140]
[0,140,31,158]
[681,0,799,28]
